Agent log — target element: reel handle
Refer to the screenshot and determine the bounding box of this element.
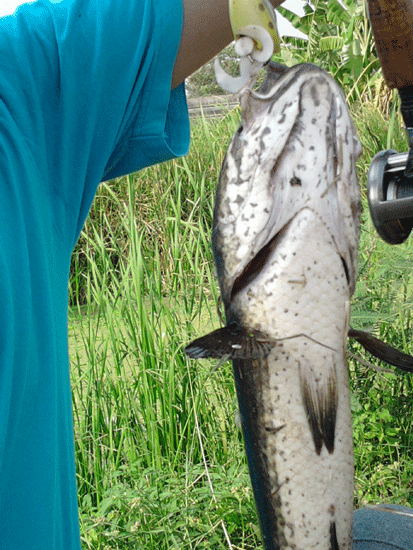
[367,150,413,244]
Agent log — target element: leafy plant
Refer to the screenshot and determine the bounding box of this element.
[70,99,413,549]
[275,0,382,104]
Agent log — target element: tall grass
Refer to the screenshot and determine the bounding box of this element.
[348,105,413,507]
[70,104,413,549]
[71,112,263,549]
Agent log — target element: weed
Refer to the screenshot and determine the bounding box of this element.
[70,97,413,548]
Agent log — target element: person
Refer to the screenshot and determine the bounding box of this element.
[0,0,411,549]
[0,1,235,547]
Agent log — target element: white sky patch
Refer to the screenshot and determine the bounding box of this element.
[276,0,308,39]
[276,12,308,39]
[281,0,307,17]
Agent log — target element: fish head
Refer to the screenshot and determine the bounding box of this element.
[212,63,362,315]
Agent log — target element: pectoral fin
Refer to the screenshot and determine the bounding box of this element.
[300,362,338,455]
[349,328,413,374]
[185,325,274,360]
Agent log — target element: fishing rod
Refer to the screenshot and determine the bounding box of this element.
[365,0,413,244]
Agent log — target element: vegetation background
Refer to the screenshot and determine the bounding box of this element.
[69,0,413,548]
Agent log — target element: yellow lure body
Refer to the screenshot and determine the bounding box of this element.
[228,0,281,53]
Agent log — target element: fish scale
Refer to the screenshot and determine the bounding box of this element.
[187,62,361,550]
[236,210,354,549]
[186,63,413,546]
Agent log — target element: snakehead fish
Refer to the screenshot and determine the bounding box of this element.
[186,62,362,550]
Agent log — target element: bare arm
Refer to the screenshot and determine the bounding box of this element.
[171,0,283,89]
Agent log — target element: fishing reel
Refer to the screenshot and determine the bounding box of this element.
[367,149,413,244]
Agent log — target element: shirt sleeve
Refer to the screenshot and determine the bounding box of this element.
[0,0,190,242]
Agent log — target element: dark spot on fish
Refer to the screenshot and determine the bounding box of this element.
[340,255,350,285]
[270,100,292,116]
[290,176,302,186]
[310,84,320,106]
[310,145,315,150]
[328,504,335,516]
[258,2,265,10]
[262,127,271,135]
[278,113,286,124]
[268,21,274,29]
[312,118,317,124]
[330,522,340,550]
[265,424,285,434]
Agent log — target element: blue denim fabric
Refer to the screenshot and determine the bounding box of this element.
[354,505,413,550]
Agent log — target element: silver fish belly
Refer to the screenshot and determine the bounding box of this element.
[186,63,362,550]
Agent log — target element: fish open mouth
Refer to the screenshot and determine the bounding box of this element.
[230,220,292,302]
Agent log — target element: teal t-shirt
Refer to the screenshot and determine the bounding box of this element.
[0,1,189,548]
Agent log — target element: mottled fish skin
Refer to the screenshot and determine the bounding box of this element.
[188,63,361,550]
